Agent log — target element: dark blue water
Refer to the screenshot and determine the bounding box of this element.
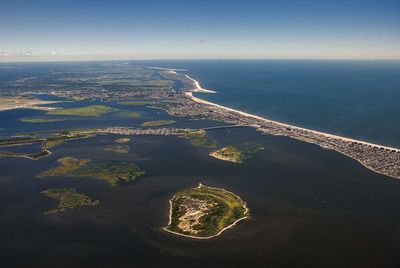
[136,60,400,147]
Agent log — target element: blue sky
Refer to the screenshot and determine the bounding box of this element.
[1,0,399,60]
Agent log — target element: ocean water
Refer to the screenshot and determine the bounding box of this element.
[139,60,400,147]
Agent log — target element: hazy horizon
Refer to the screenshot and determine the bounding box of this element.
[1,0,399,62]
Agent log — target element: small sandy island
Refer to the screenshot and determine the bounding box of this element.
[210,146,243,163]
[163,183,249,239]
[210,143,264,163]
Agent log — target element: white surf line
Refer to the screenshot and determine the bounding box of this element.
[183,74,216,93]
[157,67,216,93]
[148,67,188,72]
[162,183,250,240]
[184,90,400,153]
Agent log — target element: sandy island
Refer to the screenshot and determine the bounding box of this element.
[163,183,249,240]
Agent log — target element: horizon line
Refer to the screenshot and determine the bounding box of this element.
[1,57,400,64]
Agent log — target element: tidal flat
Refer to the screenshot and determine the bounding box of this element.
[118,100,154,106]
[117,111,141,118]
[20,117,67,123]
[104,144,130,153]
[141,120,176,127]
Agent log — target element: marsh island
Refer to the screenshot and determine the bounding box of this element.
[41,188,99,215]
[141,120,176,127]
[38,156,145,186]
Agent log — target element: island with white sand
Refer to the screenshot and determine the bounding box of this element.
[163,183,249,239]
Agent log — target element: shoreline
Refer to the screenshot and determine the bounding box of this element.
[159,67,399,179]
[184,92,400,153]
[163,69,216,93]
[209,149,241,163]
[0,106,58,112]
[162,183,249,240]
[183,74,217,93]
[178,73,400,180]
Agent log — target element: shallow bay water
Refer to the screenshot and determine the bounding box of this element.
[1,125,400,267]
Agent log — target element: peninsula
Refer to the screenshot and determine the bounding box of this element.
[0,95,59,111]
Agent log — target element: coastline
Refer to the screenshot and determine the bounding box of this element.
[183,74,216,93]
[186,91,400,153]
[163,183,249,240]
[164,69,216,93]
[175,72,400,180]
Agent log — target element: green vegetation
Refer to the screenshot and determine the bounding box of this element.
[210,146,243,163]
[0,129,96,148]
[39,157,90,176]
[115,138,130,143]
[41,188,99,215]
[38,156,145,186]
[45,139,65,149]
[141,120,176,127]
[101,79,170,87]
[104,144,130,153]
[117,111,141,118]
[20,117,67,123]
[118,101,154,106]
[0,136,43,147]
[146,105,166,111]
[0,129,96,160]
[0,149,50,160]
[210,143,264,163]
[67,96,92,101]
[178,129,217,149]
[164,183,249,238]
[44,132,95,149]
[47,105,117,117]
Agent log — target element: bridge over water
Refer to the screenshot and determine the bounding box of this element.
[201,124,260,130]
